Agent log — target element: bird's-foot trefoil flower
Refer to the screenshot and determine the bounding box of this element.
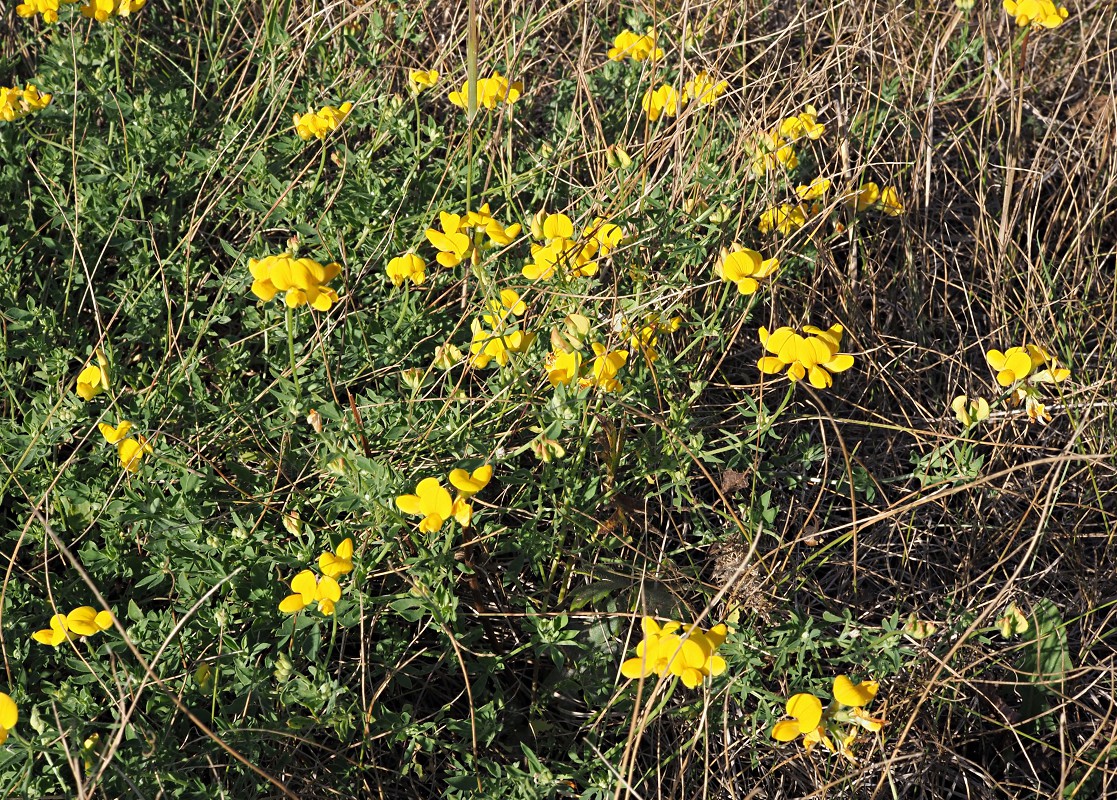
[386,253,427,286]
[279,570,341,615]
[408,69,439,93]
[293,102,353,140]
[318,538,354,579]
[715,245,779,295]
[620,616,729,689]
[757,324,855,389]
[249,253,342,310]
[0,84,53,120]
[76,349,110,400]
[0,693,17,745]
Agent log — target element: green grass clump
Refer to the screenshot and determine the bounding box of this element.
[1,1,1115,797]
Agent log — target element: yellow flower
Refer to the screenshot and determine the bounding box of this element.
[1004,0,1068,28]
[0,692,16,745]
[758,203,807,235]
[66,607,113,636]
[449,464,493,497]
[424,211,473,267]
[795,177,831,201]
[545,350,583,386]
[470,325,535,368]
[715,246,779,295]
[750,131,798,177]
[625,313,682,363]
[641,84,681,122]
[771,693,824,743]
[408,69,439,93]
[32,614,70,647]
[451,495,473,528]
[396,477,454,532]
[985,344,1069,386]
[682,71,729,106]
[620,617,729,689]
[278,570,341,615]
[99,420,132,444]
[448,72,523,110]
[0,84,53,121]
[118,436,153,473]
[879,186,904,216]
[607,29,663,62]
[579,343,628,393]
[541,212,575,242]
[318,538,354,579]
[584,217,624,255]
[249,253,342,310]
[846,182,881,211]
[523,239,598,281]
[779,105,826,140]
[757,324,855,389]
[951,395,991,426]
[76,351,109,400]
[386,253,426,287]
[292,102,353,140]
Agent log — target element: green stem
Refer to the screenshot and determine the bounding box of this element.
[286,305,300,395]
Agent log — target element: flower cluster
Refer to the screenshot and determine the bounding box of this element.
[408,69,439,94]
[424,204,521,270]
[757,324,855,389]
[249,252,342,310]
[0,84,52,122]
[641,72,729,121]
[100,421,153,473]
[772,676,885,763]
[32,606,114,646]
[524,212,622,281]
[292,102,353,140]
[845,181,904,216]
[15,0,77,23]
[79,0,144,21]
[0,694,16,745]
[386,253,426,287]
[448,72,522,110]
[279,538,354,616]
[396,465,492,532]
[470,290,535,368]
[75,349,110,401]
[715,245,780,295]
[1004,0,1069,28]
[985,343,1070,422]
[620,616,729,689]
[750,107,823,177]
[607,29,663,62]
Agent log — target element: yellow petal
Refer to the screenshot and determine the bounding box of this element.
[99,420,133,444]
[0,693,16,731]
[824,353,855,374]
[335,538,353,560]
[621,656,651,679]
[317,576,342,604]
[66,606,103,636]
[786,693,823,729]
[94,610,114,631]
[289,570,318,600]
[396,493,423,516]
[278,593,308,613]
[833,675,878,708]
[772,719,803,741]
[757,356,786,375]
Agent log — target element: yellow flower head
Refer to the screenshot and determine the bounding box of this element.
[293,102,353,140]
[758,203,808,235]
[951,395,991,426]
[642,84,681,122]
[715,246,779,295]
[0,693,17,746]
[425,212,473,268]
[779,105,826,141]
[1,84,54,121]
[1004,0,1069,28]
[448,72,523,110]
[32,614,70,647]
[386,253,426,287]
[795,177,832,201]
[469,324,535,368]
[620,617,729,689]
[76,353,110,401]
[750,131,798,177]
[682,71,729,106]
[99,420,133,444]
[579,343,628,393]
[846,182,881,212]
[66,606,113,636]
[318,538,354,579]
[396,477,454,532]
[522,238,599,281]
[986,344,1070,387]
[584,217,624,255]
[449,465,493,497]
[249,253,342,310]
[118,436,153,473]
[408,69,439,93]
[771,692,824,742]
[279,570,341,615]
[879,186,904,216]
[545,349,584,387]
[757,324,855,389]
[607,29,663,62]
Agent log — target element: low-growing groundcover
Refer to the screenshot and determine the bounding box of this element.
[1,0,1115,797]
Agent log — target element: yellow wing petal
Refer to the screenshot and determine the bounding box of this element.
[66,606,101,636]
[99,421,133,444]
[0,693,17,731]
[832,675,878,708]
[771,719,803,741]
[786,693,823,729]
[289,570,318,600]
[278,593,308,613]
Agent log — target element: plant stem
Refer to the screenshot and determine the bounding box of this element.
[286,305,300,395]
